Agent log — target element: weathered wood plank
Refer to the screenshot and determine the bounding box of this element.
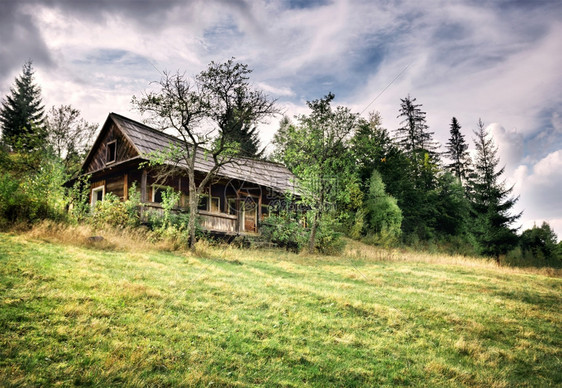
[85,123,138,173]
[141,170,147,203]
[123,173,128,200]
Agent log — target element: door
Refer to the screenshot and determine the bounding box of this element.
[242,196,258,233]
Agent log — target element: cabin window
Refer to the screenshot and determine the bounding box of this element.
[198,194,209,211]
[227,198,237,215]
[210,197,220,213]
[152,185,171,204]
[91,186,105,207]
[261,204,269,220]
[106,140,117,164]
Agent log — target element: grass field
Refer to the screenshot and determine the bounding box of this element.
[1,230,561,387]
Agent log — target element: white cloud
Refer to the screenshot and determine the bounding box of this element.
[256,82,295,97]
[512,150,562,239]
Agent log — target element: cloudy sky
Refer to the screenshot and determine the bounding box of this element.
[1,0,561,238]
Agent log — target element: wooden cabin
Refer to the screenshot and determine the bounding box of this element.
[73,113,298,235]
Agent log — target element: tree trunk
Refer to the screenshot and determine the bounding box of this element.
[308,187,325,254]
[187,171,198,250]
[308,209,320,253]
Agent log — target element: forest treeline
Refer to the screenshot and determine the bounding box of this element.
[1,61,561,268]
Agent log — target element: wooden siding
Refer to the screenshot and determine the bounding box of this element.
[85,123,138,173]
[89,180,105,204]
[199,210,237,233]
[106,175,124,199]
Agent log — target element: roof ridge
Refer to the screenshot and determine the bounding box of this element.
[109,112,289,168]
[109,112,183,144]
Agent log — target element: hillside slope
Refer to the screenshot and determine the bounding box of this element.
[1,233,561,386]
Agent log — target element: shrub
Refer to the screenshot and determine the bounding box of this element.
[314,214,346,255]
[260,213,307,252]
[65,175,92,223]
[0,156,65,225]
[363,170,402,246]
[90,193,130,228]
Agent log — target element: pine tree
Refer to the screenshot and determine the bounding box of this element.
[470,119,520,263]
[445,117,471,184]
[0,61,46,150]
[396,95,439,188]
[224,116,264,158]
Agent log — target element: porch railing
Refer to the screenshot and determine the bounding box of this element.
[140,204,238,234]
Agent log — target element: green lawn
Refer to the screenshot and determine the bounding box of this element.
[0,232,561,387]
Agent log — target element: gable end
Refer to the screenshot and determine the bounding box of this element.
[83,117,139,173]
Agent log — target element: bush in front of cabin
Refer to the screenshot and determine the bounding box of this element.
[90,193,130,228]
[260,213,307,252]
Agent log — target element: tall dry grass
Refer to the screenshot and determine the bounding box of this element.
[16,221,562,278]
[22,220,183,253]
[344,239,562,278]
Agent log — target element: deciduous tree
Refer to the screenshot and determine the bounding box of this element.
[133,59,277,249]
[45,105,98,174]
[273,93,359,252]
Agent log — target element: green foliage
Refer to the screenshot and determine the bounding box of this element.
[395,95,439,189]
[261,211,345,255]
[430,173,471,238]
[272,93,359,251]
[89,185,144,230]
[445,117,471,183]
[65,175,92,223]
[0,61,46,151]
[363,170,402,246]
[160,187,181,228]
[314,214,346,255]
[519,222,561,268]
[260,213,307,252]
[90,193,130,229]
[0,150,67,225]
[45,105,98,175]
[349,208,365,240]
[469,119,519,260]
[350,112,395,189]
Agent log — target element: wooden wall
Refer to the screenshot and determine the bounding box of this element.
[85,123,137,173]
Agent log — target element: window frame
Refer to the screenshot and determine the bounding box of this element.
[106,140,117,164]
[151,184,171,204]
[227,197,237,215]
[198,194,209,211]
[209,196,221,213]
[91,186,105,207]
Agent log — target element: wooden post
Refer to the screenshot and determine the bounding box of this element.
[123,173,128,200]
[258,193,262,219]
[236,197,243,233]
[141,170,147,203]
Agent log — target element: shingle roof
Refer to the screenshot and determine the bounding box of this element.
[110,113,299,195]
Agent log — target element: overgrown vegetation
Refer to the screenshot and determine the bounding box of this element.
[0,232,560,386]
[0,60,559,267]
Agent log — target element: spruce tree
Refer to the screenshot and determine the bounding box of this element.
[0,61,46,150]
[396,95,439,189]
[470,119,520,263]
[224,115,264,158]
[445,117,471,184]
